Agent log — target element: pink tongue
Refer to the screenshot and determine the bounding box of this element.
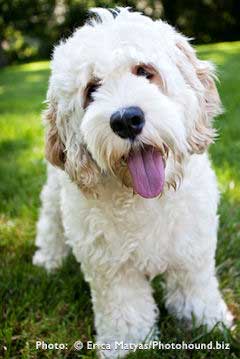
[127,147,165,199]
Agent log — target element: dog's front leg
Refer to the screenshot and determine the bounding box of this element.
[84,264,158,358]
[33,165,69,271]
[164,260,233,330]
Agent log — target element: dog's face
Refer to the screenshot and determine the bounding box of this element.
[45,8,222,198]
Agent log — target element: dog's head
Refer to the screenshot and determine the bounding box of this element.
[45,8,222,198]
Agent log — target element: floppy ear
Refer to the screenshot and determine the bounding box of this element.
[175,35,222,154]
[43,100,101,196]
[64,143,101,196]
[44,102,65,168]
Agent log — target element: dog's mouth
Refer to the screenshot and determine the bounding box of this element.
[126,145,165,199]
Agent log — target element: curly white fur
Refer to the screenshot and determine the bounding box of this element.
[33,8,233,358]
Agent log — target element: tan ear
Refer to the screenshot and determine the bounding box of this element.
[64,144,101,197]
[43,101,100,196]
[44,103,65,168]
[176,36,222,153]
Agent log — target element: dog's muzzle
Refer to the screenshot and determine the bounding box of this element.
[110,107,165,199]
[110,106,145,140]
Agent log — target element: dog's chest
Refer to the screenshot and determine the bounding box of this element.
[61,177,177,277]
[77,187,172,275]
[102,191,171,276]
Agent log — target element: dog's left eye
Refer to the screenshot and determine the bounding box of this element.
[135,66,153,80]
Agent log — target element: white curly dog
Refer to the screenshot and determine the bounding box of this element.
[33,8,233,358]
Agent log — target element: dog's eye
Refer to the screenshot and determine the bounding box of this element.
[136,66,153,80]
[86,83,100,100]
[84,81,101,109]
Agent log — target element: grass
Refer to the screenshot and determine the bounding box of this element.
[0,42,240,359]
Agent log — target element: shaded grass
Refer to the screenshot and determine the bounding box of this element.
[0,42,240,358]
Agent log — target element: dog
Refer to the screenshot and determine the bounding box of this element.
[33,8,233,358]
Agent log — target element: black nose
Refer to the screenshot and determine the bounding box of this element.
[110,106,145,140]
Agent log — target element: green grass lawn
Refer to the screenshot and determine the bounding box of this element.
[0,42,240,359]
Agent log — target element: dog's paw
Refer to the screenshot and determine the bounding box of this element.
[166,291,234,331]
[96,340,129,359]
[32,250,62,272]
[96,326,159,358]
[192,298,234,331]
[202,305,234,331]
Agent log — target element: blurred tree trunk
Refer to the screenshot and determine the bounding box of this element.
[0,38,8,67]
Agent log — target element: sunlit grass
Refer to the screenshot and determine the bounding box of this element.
[0,44,240,359]
[4,60,50,73]
[197,42,240,206]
